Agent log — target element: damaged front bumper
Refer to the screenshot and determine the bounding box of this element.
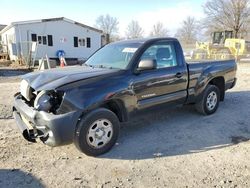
[13,93,81,146]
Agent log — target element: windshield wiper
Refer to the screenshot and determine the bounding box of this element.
[98,65,109,68]
[83,64,114,69]
[82,63,94,68]
[95,64,114,69]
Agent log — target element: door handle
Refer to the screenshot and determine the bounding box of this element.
[175,72,183,78]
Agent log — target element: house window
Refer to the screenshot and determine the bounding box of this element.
[48,35,53,46]
[31,34,37,42]
[79,38,85,46]
[38,36,42,44]
[87,37,91,48]
[42,36,47,45]
[74,37,78,47]
[74,37,87,47]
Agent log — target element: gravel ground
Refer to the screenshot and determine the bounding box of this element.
[0,64,250,188]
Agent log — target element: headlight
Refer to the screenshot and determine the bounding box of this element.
[34,90,63,113]
[34,91,52,112]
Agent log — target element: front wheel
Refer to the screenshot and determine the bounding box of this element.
[195,85,220,115]
[74,108,120,156]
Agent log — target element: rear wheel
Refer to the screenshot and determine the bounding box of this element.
[195,85,220,115]
[74,108,120,156]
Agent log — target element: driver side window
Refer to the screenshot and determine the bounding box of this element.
[140,43,177,69]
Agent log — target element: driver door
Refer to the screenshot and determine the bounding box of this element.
[132,41,188,109]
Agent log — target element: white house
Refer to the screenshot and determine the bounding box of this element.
[0,17,104,63]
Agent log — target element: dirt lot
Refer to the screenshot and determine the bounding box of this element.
[0,64,250,188]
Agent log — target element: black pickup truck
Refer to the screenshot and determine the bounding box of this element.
[13,38,237,156]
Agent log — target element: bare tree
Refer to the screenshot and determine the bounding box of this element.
[175,16,198,44]
[126,20,144,39]
[95,14,119,42]
[150,22,169,37]
[203,0,250,38]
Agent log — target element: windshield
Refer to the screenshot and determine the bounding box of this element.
[85,42,143,69]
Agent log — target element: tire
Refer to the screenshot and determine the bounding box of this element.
[195,85,220,115]
[74,108,120,156]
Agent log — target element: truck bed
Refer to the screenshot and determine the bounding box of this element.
[186,59,237,103]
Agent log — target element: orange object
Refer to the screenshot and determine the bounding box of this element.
[60,58,65,67]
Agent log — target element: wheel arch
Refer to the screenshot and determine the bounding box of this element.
[208,76,225,101]
[100,99,129,122]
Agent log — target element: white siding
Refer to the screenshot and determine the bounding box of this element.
[1,19,102,61]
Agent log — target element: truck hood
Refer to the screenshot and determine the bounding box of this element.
[22,66,119,91]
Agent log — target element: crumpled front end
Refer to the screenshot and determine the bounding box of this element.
[13,80,81,146]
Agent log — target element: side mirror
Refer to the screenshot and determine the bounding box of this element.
[137,59,157,71]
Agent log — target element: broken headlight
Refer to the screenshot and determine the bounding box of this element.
[20,79,34,101]
[34,90,64,113]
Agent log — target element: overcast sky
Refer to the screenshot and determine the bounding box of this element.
[0,0,206,36]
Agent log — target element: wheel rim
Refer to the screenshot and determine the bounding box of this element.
[86,119,113,149]
[206,91,217,111]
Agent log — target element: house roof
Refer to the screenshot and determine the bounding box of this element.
[0,17,103,34]
[0,24,7,31]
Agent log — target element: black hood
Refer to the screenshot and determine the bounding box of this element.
[22,66,119,91]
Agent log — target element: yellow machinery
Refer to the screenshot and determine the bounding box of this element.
[224,38,250,60]
[192,30,250,61]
